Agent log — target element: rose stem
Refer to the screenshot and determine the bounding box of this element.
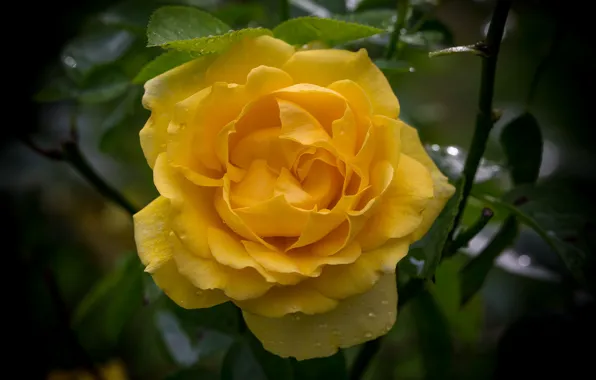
[385,0,409,60]
[448,0,511,240]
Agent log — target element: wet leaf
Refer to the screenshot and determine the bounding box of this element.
[500,112,543,185]
[273,17,383,46]
[147,6,230,47]
[334,9,395,29]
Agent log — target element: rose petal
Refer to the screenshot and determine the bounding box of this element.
[357,154,434,250]
[278,99,331,146]
[399,121,456,241]
[235,282,338,318]
[152,260,228,309]
[206,35,295,84]
[242,272,398,360]
[282,49,399,118]
[133,196,173,273]
[230,159,277,208]
[173,236,273,300]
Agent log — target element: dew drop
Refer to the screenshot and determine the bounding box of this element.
[332,329,341,336]
[292,314,301,321]
[364,332,373,338]
[314,342,322,348]
[318,323,328,329]
[368,312,376,318]
[381,300,389,305]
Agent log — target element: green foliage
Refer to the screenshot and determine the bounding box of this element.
[410,291,453,380]
[401,178,465,278]
[334,9,396,29]
[147,6,230,47]
[72,253,143,350]
[35,70,130,104]
[273,17,384,46]
[500,112,543,184]
[459,216,519,305]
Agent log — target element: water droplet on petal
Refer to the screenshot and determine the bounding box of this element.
[381,300,389,305]
[368,312,376,318]
[318,323,327,329]
[332,329,341,336]
[314,342,322,348]
[364,332,373,338]
[292,314,301,321]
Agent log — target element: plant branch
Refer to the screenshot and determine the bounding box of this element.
[449,0,511,236]
[385,0,409,59]
[448,207,494,254]
[62,141,138,215]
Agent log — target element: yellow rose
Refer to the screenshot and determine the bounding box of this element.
[134,35,454,360]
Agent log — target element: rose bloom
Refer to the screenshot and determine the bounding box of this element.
[135,35,454,360]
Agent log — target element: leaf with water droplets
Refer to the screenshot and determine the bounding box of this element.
[334,9,396,30]
[273,17,384,46]
[147,6,230,47]
[159,28,273,52]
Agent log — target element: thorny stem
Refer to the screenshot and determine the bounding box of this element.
[449,0,511,239]
[20,125,138,216]
[385,0,409,59]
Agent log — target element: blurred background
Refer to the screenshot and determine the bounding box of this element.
[6,0,596,379]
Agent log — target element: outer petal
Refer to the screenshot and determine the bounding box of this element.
[206,35,295,84]
[399,121,456,241]
[243,272,397,360]
[282,49,399,118]
[357,154,434,250]
[133,196,172,273]
[152,260,228,309]
[140,56,214,167]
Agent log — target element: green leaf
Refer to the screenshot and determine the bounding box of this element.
[133,50,198,84]
[472,189,594,288]
[459,216,519,305]
[61,29,136,83]
[147,6,230,47]
[431,255,484,344]
[156,27,272,52]
[500,112,543,185]
[355,0,394,12]
[411,290,452,380]
[273,17,383,46]
[72,253,143,348]
[292,351,347,380]
[98,0,156,33]
[222,339,267,380]
[334,9,395,29]
[401,178,465,278]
